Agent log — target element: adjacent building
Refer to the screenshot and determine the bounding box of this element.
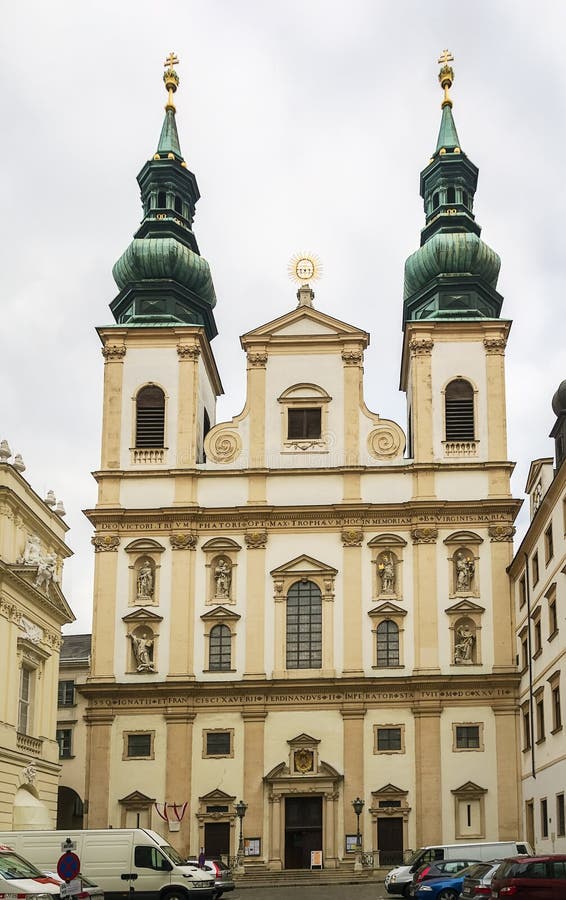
[509,383,566,853]
[0,443,73,829]
[56,633,91,829]
[82,55,523,867]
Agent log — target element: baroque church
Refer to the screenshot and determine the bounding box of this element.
[82,53,522,868]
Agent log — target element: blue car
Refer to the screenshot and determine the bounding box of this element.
[414,870,469,900]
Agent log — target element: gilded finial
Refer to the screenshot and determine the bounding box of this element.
[437,48,454,108]
[163,52,180,111]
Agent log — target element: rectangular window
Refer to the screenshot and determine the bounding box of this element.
[532,552,539,586]
[544,524,554,563]
[18,667,34,735]
[541,798,548,838]
[534,617,542,655]
[56,728,72,759]
[287,408,321,440]
[519,575,526,608]
[521,634,529,670]
[523,709,531,750]
[552,685,562,732]
[549,599,558,637]
[455,725,480,749]
[536,695,545,743]
[57,680,75,707]
[376,727,402,752]
[205,730,232,757]
[126,733,153,758]
[557,794,565,837]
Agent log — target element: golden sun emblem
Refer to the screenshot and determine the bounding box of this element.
[288,252,322,284]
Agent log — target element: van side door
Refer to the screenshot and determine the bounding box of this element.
[133,845,172,900]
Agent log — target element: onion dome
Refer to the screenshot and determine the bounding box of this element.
[403,51,503,323]
[110,54,217,340]
[552,380,566,416]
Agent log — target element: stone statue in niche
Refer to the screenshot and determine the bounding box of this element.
[454,622,475,664]
[18,534,42,566]
[455,551,475,592]
[214,558,232,599]
[130,632,155,672]
[136,560,154,602]
[33,553,56,592]
[378,552,396,593]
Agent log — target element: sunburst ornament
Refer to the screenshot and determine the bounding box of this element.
[288,252,323,284]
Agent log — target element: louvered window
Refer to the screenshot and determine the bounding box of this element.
[286,580,322,669]
[445,379,474,441]
[136,386,165,448]
[209,624,231,671]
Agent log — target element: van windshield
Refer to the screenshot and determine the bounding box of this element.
[407,849,426,865]
[160,844,185,867]
[0,851,43,879]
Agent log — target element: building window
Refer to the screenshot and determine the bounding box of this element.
[455,724,481,750]
[432,191,439,209]
[203,730,233,758]
[557,794,565,837]
[552,684,562,732]
[376,620,400,667]
[174,196,182,214]
[533,615,542,656]
[124,732,154,759]
[157,191,166,208]
[445,379,475,441]
[286,580,322,669]
[287,408,321,440]
[446,186,456,204]
[519,575,526,608]
[536,694,545,743]
[375,726,403,753]
[135,385,165,448]
[209,624,232,671]
[520,630,529,671]
[541,798,548,838]
[544,524,554,563]
[532,552,540,586]
[549,598,558,638]
[56,728,73,759]
[522,708,531,751]
[18,666,34,735]
[58,680,75,707]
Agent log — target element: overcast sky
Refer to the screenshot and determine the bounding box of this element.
[1,1,565,634]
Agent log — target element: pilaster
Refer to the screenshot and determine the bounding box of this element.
[489,525,517,671]
[100,341,126,470]
[90,536,120,680]
[411,527,440,674]
[341,708,365,841]
[413,703,442,846]
[168,535,197,678]
[494,703,521,839]
[341,530,363,675]
[165,712,195,853]
[84,713,114,828]
[244,531,267,678]
[242,710,267,852]
[247,350,267,468]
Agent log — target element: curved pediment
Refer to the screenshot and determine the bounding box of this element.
[123,538,165,554]
[367,533,408,548]
[444,531,483,546]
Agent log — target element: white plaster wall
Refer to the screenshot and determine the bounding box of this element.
[197,477,249,508]
[267,473,343,506]
[522,763,566,853]
[360,471,413,504]
[190,713,243,820]
[364,711,416,847]
[263,709,344,776]
[435,470,490,501]
[120,478,175,508]
[431,342,488,460]
[120,347,179,469]
[108,715,167,826]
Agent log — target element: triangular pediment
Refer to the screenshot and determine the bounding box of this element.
[241,305,368,343]
[288,733,320,748]
[119,790,155,804]
[525,457,553,493]
[200,606,241,622]
[270,554,338,577]
[6,564,75,625]
[445,599,485,615]
[372,783,408,797]
[122,608,164,623]
[452,781,487,796]
[368,602,407,617]
[199,788,235,802]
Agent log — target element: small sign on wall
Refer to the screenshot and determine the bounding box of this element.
[310,850,323,869]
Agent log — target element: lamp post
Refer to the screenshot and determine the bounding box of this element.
[352,797,364,849]
[235,799,247,858]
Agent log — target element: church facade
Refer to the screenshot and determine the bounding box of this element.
[82,55,523,867]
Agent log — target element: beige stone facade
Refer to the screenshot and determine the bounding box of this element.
[81,295,523,866]
[0,457,73,830]
[56,634,91,828]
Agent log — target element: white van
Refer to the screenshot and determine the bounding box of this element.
[0,844,62,900]
[0,829,215,900]
[384,840,533,896]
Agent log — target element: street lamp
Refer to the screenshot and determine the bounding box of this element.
[352,797,364,849]
[235,799,248,857]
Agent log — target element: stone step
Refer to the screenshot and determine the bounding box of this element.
[234,867,388,887]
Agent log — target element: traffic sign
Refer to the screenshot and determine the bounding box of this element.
[57,851,80,882]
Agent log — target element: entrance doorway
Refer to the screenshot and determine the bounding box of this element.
[205,822,230,858]
[377,817,404,866]
[284,796,322,869]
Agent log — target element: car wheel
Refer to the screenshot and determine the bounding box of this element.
[436,891,458,900]
[161,891,189,900]
[402,885,412,898]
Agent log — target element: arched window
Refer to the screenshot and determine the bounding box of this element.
[376,620,399,667]
[157,191,166,208]
[209,624,232,671]
[447,186,456,204]
[432,192,440,210]
[445,379,475,441]
[286,580,322,669]
[135,386,165,448]
[174,196,183,214]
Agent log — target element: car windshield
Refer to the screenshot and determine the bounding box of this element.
[0,851,43,879]
[160,844,185,866]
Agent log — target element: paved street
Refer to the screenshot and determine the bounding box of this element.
[231,884,388,900]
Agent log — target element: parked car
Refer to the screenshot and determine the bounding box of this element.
[0,845,61,900]
[414,866,474,900]
[186,859,234,899]
[490,855,566,897]
[43,871,104,900]
[410,859,480,895]
[458,859,502,898]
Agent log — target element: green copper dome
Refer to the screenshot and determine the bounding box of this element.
[113,238,216,307]
[404,231,500,298]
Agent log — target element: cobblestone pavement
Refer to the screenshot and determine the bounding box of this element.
[231,883,388,900]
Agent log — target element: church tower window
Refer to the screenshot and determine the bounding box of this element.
[174,195,182,214]
[286,581,322,669]
[157,191,166,208]
[135,386,165,448]
[445,379,474,441]
[446,186,456,204]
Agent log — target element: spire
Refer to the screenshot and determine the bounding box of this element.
[110,54,218,340]
[402,51,503,324]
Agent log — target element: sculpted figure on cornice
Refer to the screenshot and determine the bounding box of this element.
[33,554,56,593]
[18,534,42,567]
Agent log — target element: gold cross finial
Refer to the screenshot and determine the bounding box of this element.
[162,51,180,111]
[437,48,455,108]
